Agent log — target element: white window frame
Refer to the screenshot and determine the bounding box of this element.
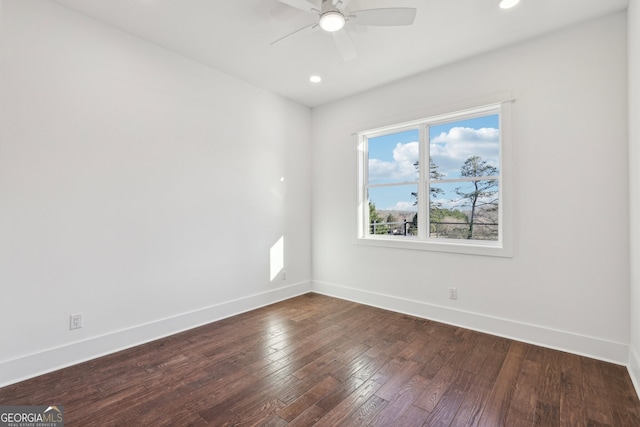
[357,101,513,257]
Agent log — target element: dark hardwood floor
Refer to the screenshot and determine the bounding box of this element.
[1,293,639,426]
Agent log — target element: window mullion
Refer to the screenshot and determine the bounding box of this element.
[431,176,499,184]
[418,124,428,239]
[361,135,370,237]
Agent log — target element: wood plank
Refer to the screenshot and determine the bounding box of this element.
[468,348,507,392]
[449,384,492,426]
[534,400,560,426]
[600,362,640,426]
[503,358,540,427]
[414,365,456,412]
[559,352,586,426]
[375,359,422,401]
[581,357,615,425]
[332,353,373,382]
[291,342,369,380]
[276,375,341,421]
[315,376,365,412]
[314,379,382,426]
[477,341,527,426]
[463,333,498,375]
[369,375,430,427]
[391,405,430,426]
[341,394,388,425]
[422,369,476,427]
[287,404,326,426]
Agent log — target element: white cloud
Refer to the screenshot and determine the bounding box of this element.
[431,127,499,144]
[390,201,417,211]
[430,127,499,177]
[368,141,418,182]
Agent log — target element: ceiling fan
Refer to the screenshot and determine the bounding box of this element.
[272,0,417,61]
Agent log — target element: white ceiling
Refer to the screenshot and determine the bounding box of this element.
[49,0,629,108]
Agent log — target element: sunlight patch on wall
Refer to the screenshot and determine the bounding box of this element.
[269,235,284,281]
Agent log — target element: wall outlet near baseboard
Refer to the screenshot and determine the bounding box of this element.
[70,313,83,330]
[448,287,458,300]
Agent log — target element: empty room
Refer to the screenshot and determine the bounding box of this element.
[1,0,640,425]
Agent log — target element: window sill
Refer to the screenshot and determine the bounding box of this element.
[356,235,512,258]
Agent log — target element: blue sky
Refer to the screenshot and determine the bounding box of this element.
[368,114,499,212]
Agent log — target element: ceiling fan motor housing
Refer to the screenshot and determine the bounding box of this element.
[321,0,339,13]
[319,0,346,32]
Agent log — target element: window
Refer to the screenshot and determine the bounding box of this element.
[357,102,512,257]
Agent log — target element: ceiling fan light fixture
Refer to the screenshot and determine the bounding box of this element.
[499,0,520,9]
[319,11,346,32]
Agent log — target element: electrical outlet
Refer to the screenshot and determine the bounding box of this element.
[70,313,83,330]
[282,270,287,280]
[448,287,458,300]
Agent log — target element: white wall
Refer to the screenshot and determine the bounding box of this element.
[629,0,640,391]
[0,0,311,386]
[312,13,629,363]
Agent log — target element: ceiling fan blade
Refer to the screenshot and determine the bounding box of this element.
[333,0,352,8]
[332,29,357,62]
[271,23,319,47]
[349,8,417,26]
[278,0,319,13]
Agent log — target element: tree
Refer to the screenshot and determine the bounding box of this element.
[368,201,389,234]
[430,208,468,223]
[409,159,445,234]
[411,159,444,205]
[429,207,469,238]
[454,156,498,239]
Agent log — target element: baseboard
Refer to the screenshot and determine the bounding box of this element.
[0,281,312,388]
[629,346,640,398]
[312,280,628,365]
[2,279,630,389]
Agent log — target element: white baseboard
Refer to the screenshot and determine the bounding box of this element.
[2,279,631,389]
[312,280,629,365]
[629,346,640,398]
[0,281,311,388]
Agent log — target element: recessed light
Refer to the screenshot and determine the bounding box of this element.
[309,75,322,84]
[499,0,520,9]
